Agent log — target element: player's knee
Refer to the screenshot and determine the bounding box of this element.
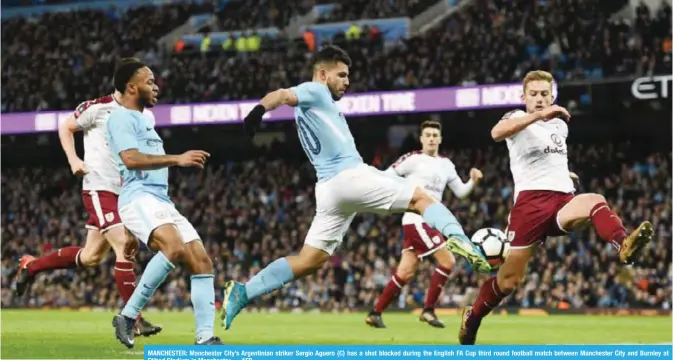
[436,253,455,270]
[195,250,213,268]
[408,187,433,213]
[498,271,524,292]
[79,250,105,267]
[296,257,327,277]
[586,193,606,205]
[161,243,187,263]
[108,235,134,259]
[307,258,327,274]
[396,266,415,282]
[290,245,330,277]
[150,225,188,262]
[185,242,213,274]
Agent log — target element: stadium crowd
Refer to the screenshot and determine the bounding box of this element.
[1,0,670,313]
[2,140,670,311]
[212,0,315,31]
[1,0,215,113]
[315,0,440,23]
[1,0,671,112]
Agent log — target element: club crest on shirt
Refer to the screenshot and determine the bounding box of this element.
[155,210,168,219]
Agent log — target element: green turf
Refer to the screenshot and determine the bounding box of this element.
[1,310,670,359]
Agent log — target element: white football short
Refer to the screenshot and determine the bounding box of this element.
[305,163,416,254]
[118,194,200,245]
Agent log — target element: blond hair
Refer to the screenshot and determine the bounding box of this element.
[523,70,554,91]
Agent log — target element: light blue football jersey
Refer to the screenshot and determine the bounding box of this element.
[107,107,171,206]
[291,82,363,181]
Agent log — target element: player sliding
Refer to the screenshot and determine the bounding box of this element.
[106,60,221,347]
[12,58,161,337]
[366,120,483,329]
[458,70,654,345]
[221,45,490,331]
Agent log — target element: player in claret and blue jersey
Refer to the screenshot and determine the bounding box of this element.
[220,45,492,331]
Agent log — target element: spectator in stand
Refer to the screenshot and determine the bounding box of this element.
[304,28,316,52]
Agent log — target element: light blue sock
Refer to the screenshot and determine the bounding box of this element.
[121,252,175,319]
[245,258,295,300]
[191,274,215,343]
[422,203,470,243]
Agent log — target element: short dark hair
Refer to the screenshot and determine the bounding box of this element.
[312,44,352,70]
[420,120,441,132]
[113,60,146,94]
[117,57,142,67]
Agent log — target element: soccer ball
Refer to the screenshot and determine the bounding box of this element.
[471,228,511,269]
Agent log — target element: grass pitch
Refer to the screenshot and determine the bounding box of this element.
[1,310,671,359]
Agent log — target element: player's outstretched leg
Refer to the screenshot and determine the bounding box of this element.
[420,248,455,328]
[113,225,182,348]
[222,245,329,330]
[14,229,111,297]
[183,240,222,345]
[12,246,82,297]
[557,194,654,263]
[407,188,490,272]
[114,249,175,348]
[106,227,163,337]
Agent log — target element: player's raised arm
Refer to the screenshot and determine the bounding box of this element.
[242,88,297,138]
[243,82,329,138]
[447,166,482,199]
[491,110,545,142]
[260,88,299,111]
[108,110,209,170]
[491,106,570,142]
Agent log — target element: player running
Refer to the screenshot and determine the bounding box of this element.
[366,120,483,329]
[458,70,654,345]
[221,45,491,331]
[106,60,221,347]
[12,58,161,337]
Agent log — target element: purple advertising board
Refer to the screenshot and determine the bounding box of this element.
[0,82,557,135]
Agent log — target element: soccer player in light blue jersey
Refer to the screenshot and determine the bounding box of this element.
[221,45,491,331]
[106,60,222,347]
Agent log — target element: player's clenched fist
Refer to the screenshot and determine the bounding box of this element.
[470,168,483,183]
[177,150,210,168]
[70,158,89,177]
[537,105,570,121]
